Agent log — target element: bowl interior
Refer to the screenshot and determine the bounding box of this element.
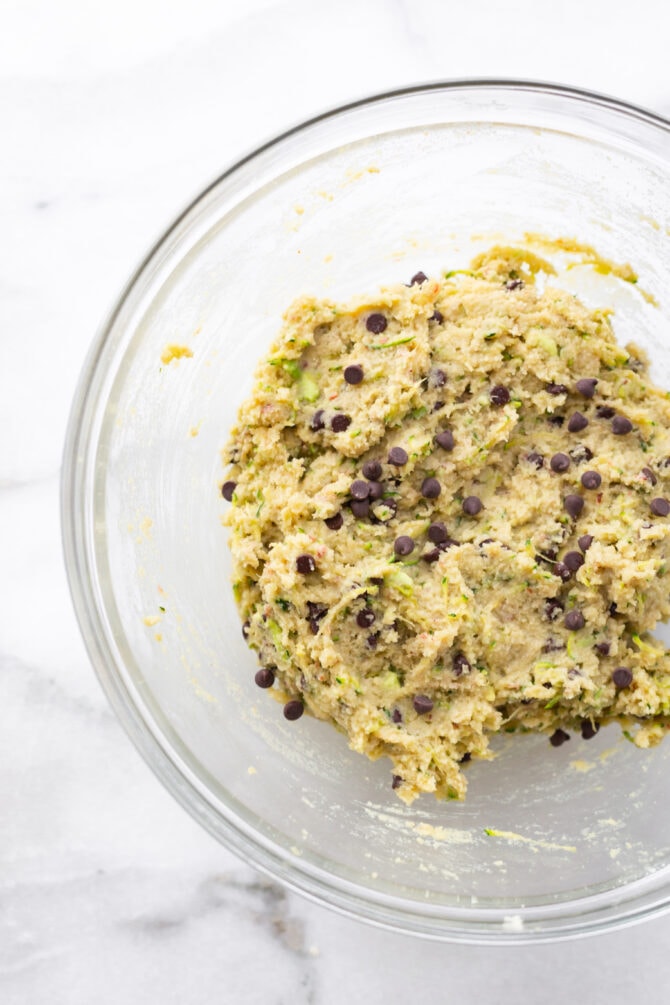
[72,84,670,938]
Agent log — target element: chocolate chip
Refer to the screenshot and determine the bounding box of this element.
[575,378,598,398]
[306,601,328,622]
[542,637,566,653]
[453,653,471,676]
[435,429,454,451]
[581,470,602,490]
[462,496,483,516]
[609,602,618,616]
[367,632,380,649]
[438,538,459,551]
[547,383,568,396]
[242,620,251,640]
[650,497,670,516]
[350,498,370,519]
[413,694,433,714]
[578,534,594,552]
[388,446,408,466]
[569,444,593,465]
[429,310,444,324]
[526,451,544,469]
[428,522,448,544]
[460,752,472,763]
[366,313,387,334]
[565,609,585,631]
[596,405,616,419]
[581,720,600,740]
[563,550,585,572]
[308,619,320,635]
[422,548,441,563]
[296,554,316,574]
[350,479,370,500]
[505,278,524,291]
[550,729,570,747]
[367,481,384,501]
[255,667,275,688]
[430,368,447,388]
[612,667,633,689]
[540,546,558,562]
[362,459,382,480]
[331,413,351,433]
[421,477,441,499]
[567,411,589,433]
[410,271,428,285]
[642,466,658,486]
[548,415,565,426]
[594,641,610,656]
[545,598,564,621]
[550,452,570,473]
[391,774,403,789]
[283,700,304,720]
[325,512,343,530]
[370,498,397,523]
[612,415,633,435]
[392,708,402,723]
[490,384,510,406]
[553,562,572,582]
[344,364,364,385]
[433,400,445,412]
[310,409,325,431]
[394,535,415,557]
[356,609,376,628]
[564,494,584,519]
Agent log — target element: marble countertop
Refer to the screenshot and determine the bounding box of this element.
[4,0,670,1001]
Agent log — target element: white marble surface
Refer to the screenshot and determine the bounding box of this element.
[4,0,670,1001]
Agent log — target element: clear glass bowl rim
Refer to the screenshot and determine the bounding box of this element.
[61,78,670,944]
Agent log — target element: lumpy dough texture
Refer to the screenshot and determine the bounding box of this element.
[222,247,670,802]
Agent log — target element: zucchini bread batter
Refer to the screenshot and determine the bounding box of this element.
[221,247,670,802]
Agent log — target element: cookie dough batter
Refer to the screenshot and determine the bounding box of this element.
[221,247,670,802]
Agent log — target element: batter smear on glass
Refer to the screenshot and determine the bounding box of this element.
[220,246,670,803]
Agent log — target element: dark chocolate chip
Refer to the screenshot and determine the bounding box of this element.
[580,720,600,740]
[542,637,566,653]
[545,598,564,621]
[366,313,387,334]
[569,444,593,465]
[421,477,441,499]
[565,609,585,631]
[308,618,320,635]
[410,271,428,285]
[325,512,343,530]
[306,601,328,621]
[391,774,403,789]
[609,602,618,616]
[612,667,633,689]
[367,481,384,500]
[422,548,441,563]
[462,496,483,516]
[388,446,408,466]
[350,479,370,500]
[642,466,658,486]
[331,413,351,433]
[594,641,610,657]
[296,554,316,574]
[356,609,376,628]
[460,752,472,763]
[283,700,304,720]
[344,364,364,385]
[581,470,602,490]
[490,384,510,406]
[575,378,598,398]
[255,667,275,688]
[540,546,559,562]
[310,409,325,431]
[430,368,447,388]
[428,522,448,544]
[433,400,445,412]
[453,652,471,676]
[550,729,570,747]
[596,405,616,419]
[413,694,434,714]
[567,411,589,433]
[362,459,382,481]
[553,562,572,582]
[527,451,544,469]
[242,620,251,640]
[392,708,403,723]
[547,383,568,396]
[350,498,370,519]
[429,310,444,324]
[564,494,585,519]
[548,415,565,426]
[650,497,670,516]
[367,632,380,649]
[221,481,236,501]
[505,278,524,291]
[435,429,454,451]
[612,415,633,435]
[550,452,570,473]
[394,535,415,557]
[578,534,594,552]
[563,550,585,572]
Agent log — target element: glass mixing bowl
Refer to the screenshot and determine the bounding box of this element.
[62,81,670,942]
